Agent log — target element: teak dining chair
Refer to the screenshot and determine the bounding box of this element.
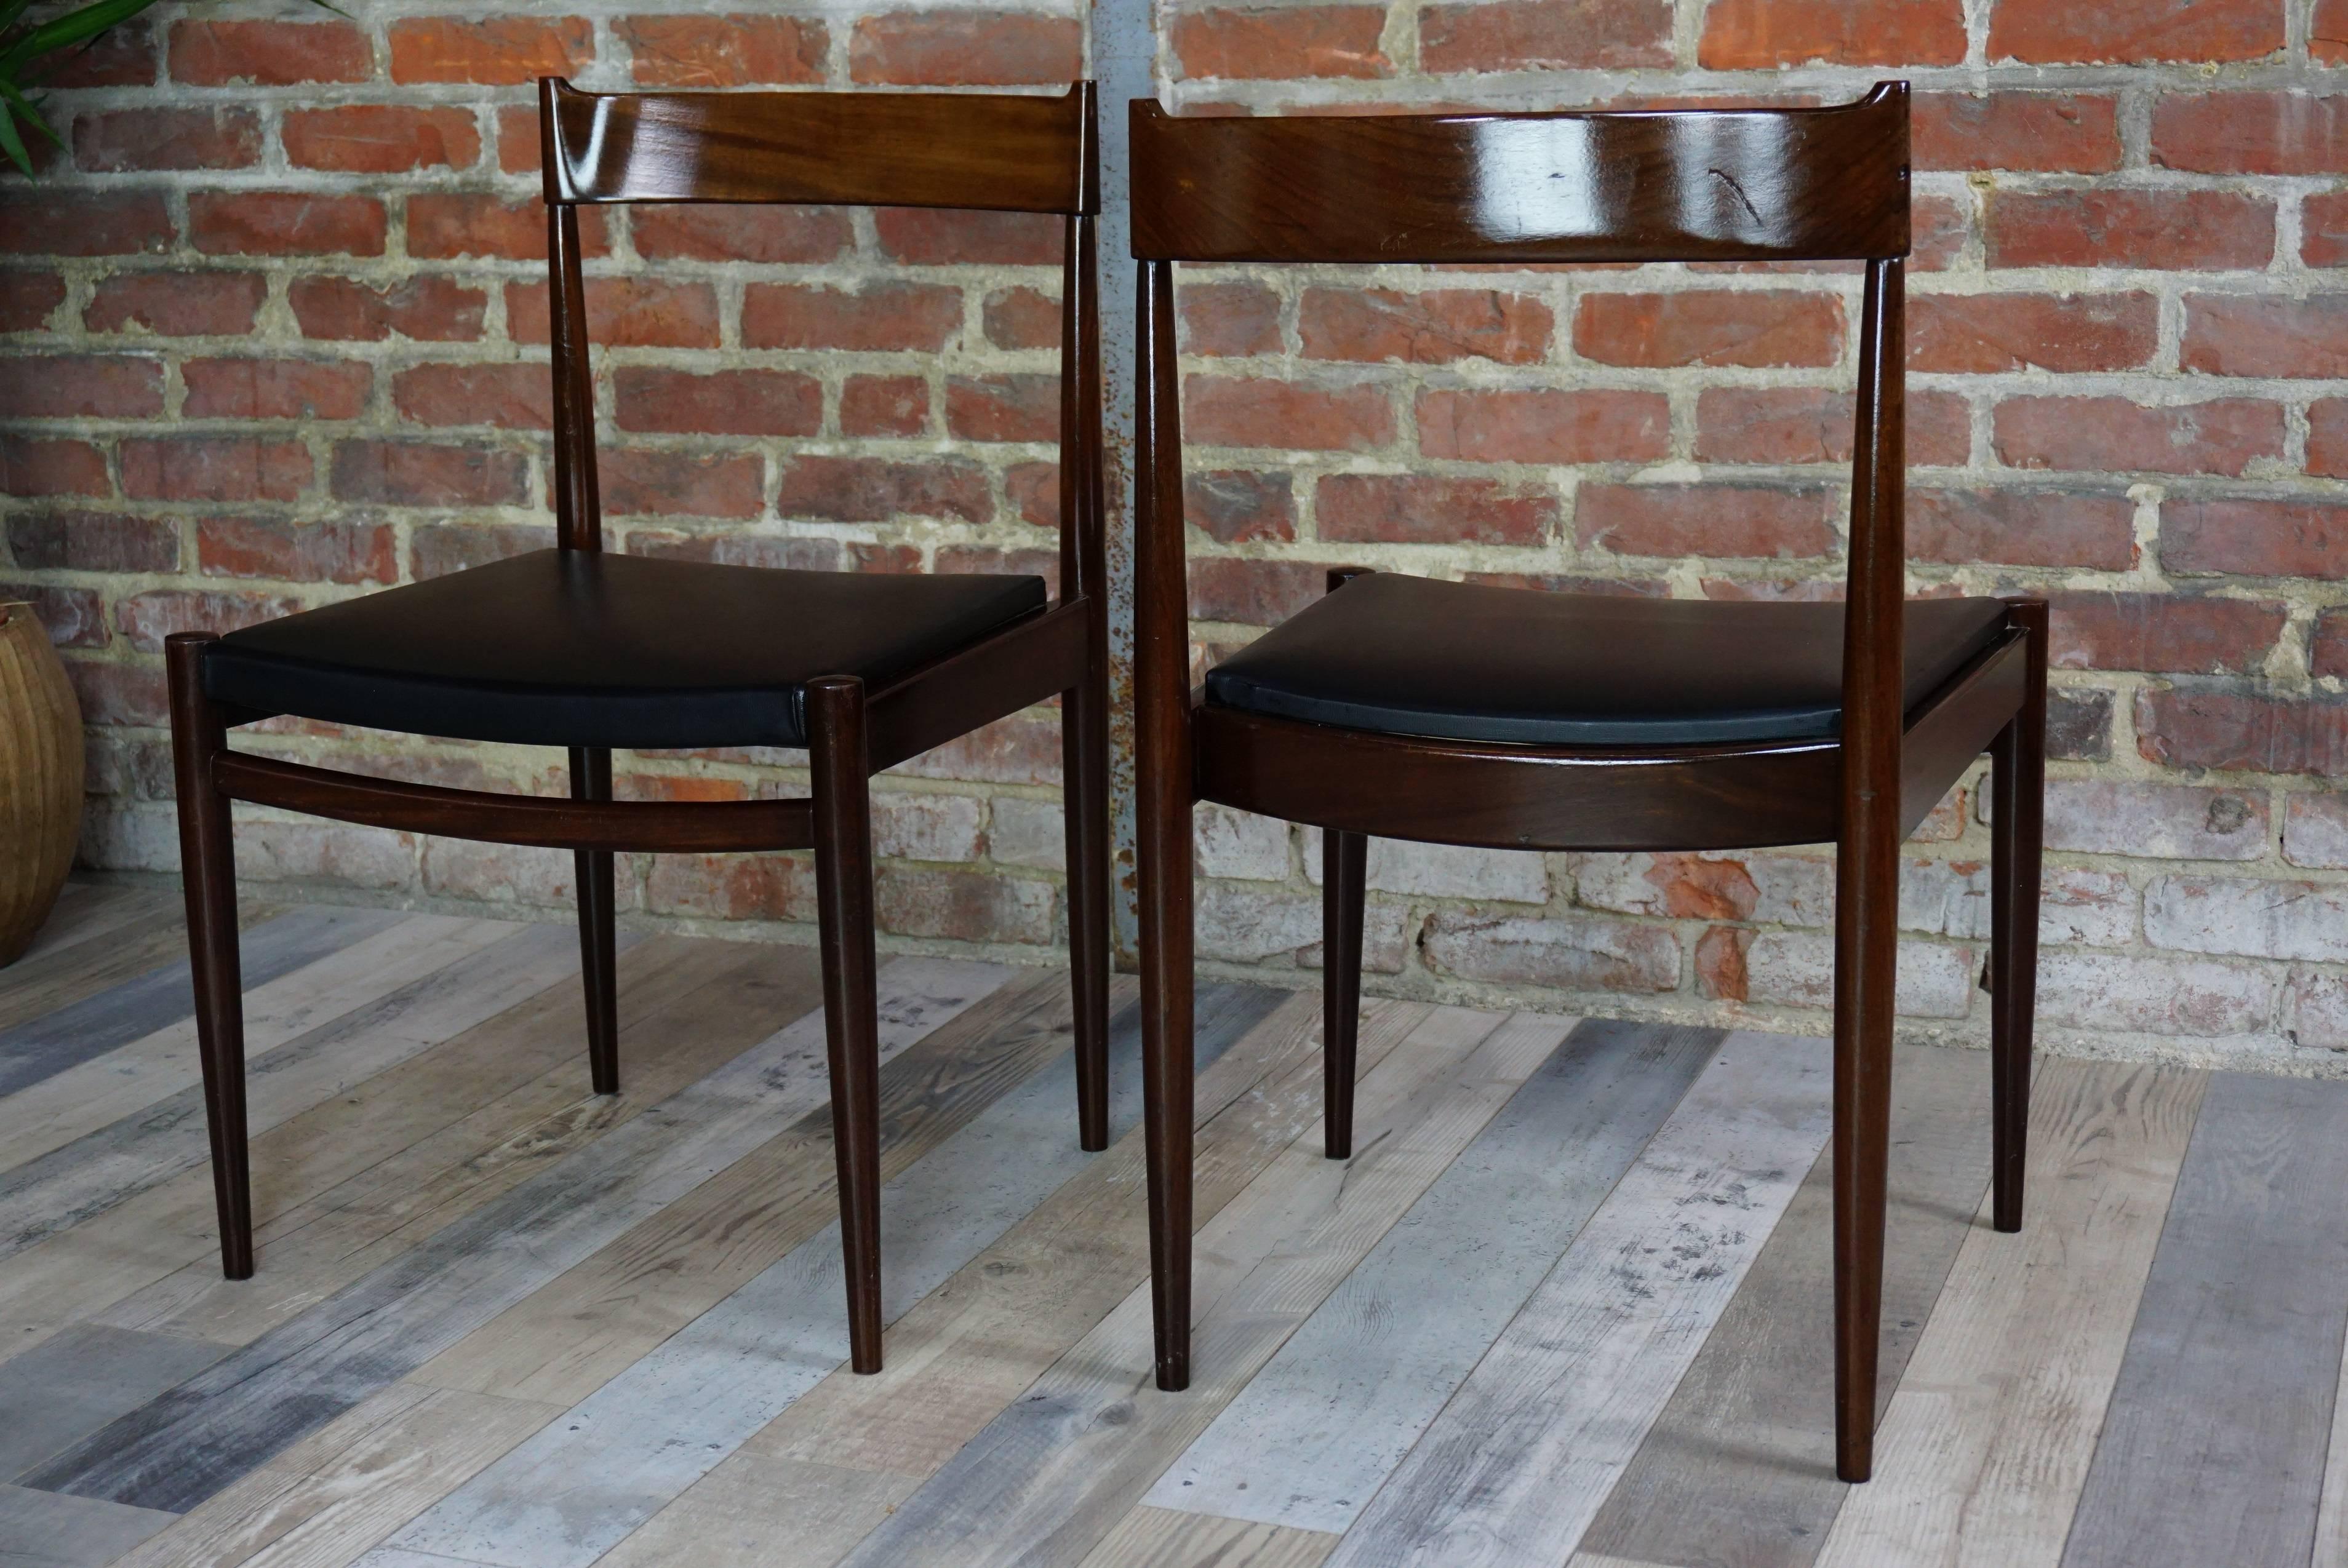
[1128,83,2047,1481]
[166,79,1109,1375]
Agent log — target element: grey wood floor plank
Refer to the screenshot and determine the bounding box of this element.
[1325,1030,1836,1568]
[17,957,1007,1516]
[0,902,202,1038]
[1147,1019,1724,1534]
[0,1324,230,1485]
[0,1484,175,1568]
[2317,1342,2348,1566]
[593,1455,920,1568]
[1078,1506,1339,1568]
[2056,1070,2348,1568]
[1573,1040,1996,1568]
[370,984,1284,1568]
[0,925,588,1262]
[0,884,164,973]
[0,906,404,1099]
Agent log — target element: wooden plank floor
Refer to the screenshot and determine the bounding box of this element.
[3,885,2345,1568]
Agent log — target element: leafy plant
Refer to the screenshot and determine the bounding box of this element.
[0,0,337,177]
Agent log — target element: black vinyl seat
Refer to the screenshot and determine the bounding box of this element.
[202,549,1048,750]
[1202,573,2012,747]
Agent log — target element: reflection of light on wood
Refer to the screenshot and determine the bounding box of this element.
[1468,118,1604,246]
[1464,113,1800,254]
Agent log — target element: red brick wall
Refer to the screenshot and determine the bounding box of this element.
[7,0,2348,1065]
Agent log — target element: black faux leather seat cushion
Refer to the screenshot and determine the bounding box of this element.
[204,549,1048,749]
[1203,574,2011,747]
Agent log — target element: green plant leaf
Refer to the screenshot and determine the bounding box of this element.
[0,79,55,146]
[0,0,157,73]
[0,97,32,178]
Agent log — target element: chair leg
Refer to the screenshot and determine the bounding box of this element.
[570,746,619,1096]
[809,677,884,1374]
[1991,601,2048,1233]
[1322,829,1367,1160]
[1063,667,1112,1153]
[167,634,254,1281]
[1831,811,1899,1483]
[1138,733,1196,1393]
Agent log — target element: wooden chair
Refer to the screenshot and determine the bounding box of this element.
[166,79,1108,1376]
[1128,82,2045,1481]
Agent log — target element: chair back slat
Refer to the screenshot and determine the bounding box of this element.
[544,79,1096,214]
[1131,84,1906,264]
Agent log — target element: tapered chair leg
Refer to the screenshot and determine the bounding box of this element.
[1322,829,1367,1159]
[167,634,254,1281]
[570,746,619,1096]
[1063,666,1112,1153]
[1990,600,2048,1233]
[1831,810,1900,1482]
[809,676,885,1374]
[1138,737,1196,1393]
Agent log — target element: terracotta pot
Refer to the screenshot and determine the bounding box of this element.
[0,602,84,966]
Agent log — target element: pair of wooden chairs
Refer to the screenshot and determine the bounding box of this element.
[169,78,2043,1481]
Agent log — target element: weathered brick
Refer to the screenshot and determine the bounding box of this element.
[231,820,417,890]
[2036,953,2270,1038]
[2048,687,2115,762]
[2136,683,2348,776]
[284,106,480,173]
[2283,793,2348,869]
[1189,557,1337,625]
[507,279,720,349]
[2153,91,2348,174]
[1909,488,2137,571]
[776,456,989,523]
[332,442,529,508]
[1695,386,1970,466]
[1421,0,1671,71]
[841,375,930,437]
[620,14,826,86]
[1180,281,1281,357]
[1911,292,2157,373]
[612,368,821,438]
[1701,0,1963,66]
[0,438,109,498]
[1420,910,1679,992]
[84,271,265,337]
[1317,473,1557,546]
[33,19,154,86]
[630,205,851,263]
[1191,804,1288,882]
[6,512,176,573]
[0,585,105,649]
[1418,387,1669,465]
[74,108,260,172]
[1300,286,1552,365]
[422,840,578,906]
[1991,0,2283,63]
[392,363,553,430]
[197,517,396,586]
[877,867,1054,943]
[1575,851,1761,920]
[850,10,1081,84]
[1993,396,2284,477]
[2322,0,2348,63]
[874,207,1060,265]
[412,522,553,578]
[984,287,1062,351]
[1576,484,1838,559]
[0,192,172,258]
[2283,969,2348,1051]
[873,790,989,863]
[741,282,962,352]
[1915,92,2122,172]
[0,269,63,332]
[292,276,486,342]
[389,17,593,84]
[1574,290,1843,368]
[2302,193,2348,267]
[2162,498,2348,579]
[944,374,1059,444]
[1308,832,1549,902]
[191,192,385,257]
[169,20,372,84]
[1172,6,1391,78]
[1185,471,1295,544]
[122,438,310,503]
[2311,607,2348,675]
[1987,189,2274,271]
[1743,933,1974,1017]
[2146,875,2348,961]
[600,450,764,520]
[644,853,818,922]
[0,354,163,419]
[897,712,1063,786]
[1694,925,1750,1000]
[118,587,300,651]
[2049,591,2287,674]
[2182,295,2348,378]
[1184,376,1394,451]
[184,357,371,421]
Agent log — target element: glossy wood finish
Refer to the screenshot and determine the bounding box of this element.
[1128,84,2047,1484]
[1991,597,2048,1235]
[1130,85,1906,265]
[165,84,1113,1365]
[1320,829,1365,1161]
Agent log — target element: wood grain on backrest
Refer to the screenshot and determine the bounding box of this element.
[541,79,1096,213]
[1130,84,1906,264]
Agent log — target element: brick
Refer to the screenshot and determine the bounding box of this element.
[644,853,818,922]
[65,661,168,728]
[631,532,841,573]
[1573,290,1842,368]
[1418,388,1668,465]
[1420,910,1679,992]
[1912,194,1968,272]
[506,279,720,349]
[1695,386,1969,466]
[0,193,171,258]
[1194,883,1322,963]
[184,357,370,421]
[1172,6,1390,78]
[122,438,310,504]
[630,205,852,263]
[1315,832,1549,901]
[292,276,485,342]
[613,368,820,437]
[1189,557,1337,624]
[169,20,372,84]
[0,585,105,648]
[2153,91,2348,174]
[1192,803,1288,881]
[408,194,605,261]
[389,17,593,84]
[1914,92,2122,172]
[1317,472,1554,546]
[2182,295,2348,378]
[2314,607,2348,677]
[1180,281,1282,357]
[2037,953,2269,1038]
[896,712,1063,786]
[991,797,1066,870]
[1700,0,1963,66]
[74,108,260,172]
[741,282,962,352]
[1186,470,1295,543]
[411,522,554,578]
[2048,686,2115,762]
[421,840,577,905]
[1575,851,1760,919]
[850,10,1082,84]
[776,456,989,523]
[841,375,930,437]
[2163,498,2348,579]
[2324,0,2348,63]
[392,364,552,430]
[1909,292,2158,373]
[2284,793,2348,868]
[1421,0,1671,71]
[2136,683,2348,776]
[1695,926,1750,1000]
[2037,867,2139,947]
[600,450,764,519]
[1993,396,2283,478]
[0,354,162,418]
[984,287,1061,351]
[118,587,300,651]
[0,269,63,332]
[84,271,265,337]
[2306,193,2348,266]
[1743,933,1974,1017]
[1991,0,2283,63]
[1909,488,2136,571]
[1184,376,1394,451]
[191,192,386,257]
[876,867,1054,944]
[33,19,154,86]
[946,374,1059,442]
[2049,591,2287,674]
[1986,189,2274,271]
[283,105,479,174]
[1576,484,1838,559]
[2284,971,2348,1050]
[873,791,988,863]
[332,442,529,508]
[198,517,396,586]
[0,438,108,498]
[2146,875,2348,961]
[6,512,176,573]
[1300,285,1552,364]
[620,14,826,86]
[874,207,1060,265]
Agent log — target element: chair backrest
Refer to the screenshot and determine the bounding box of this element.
[535,80,1103,612]
[1130,85,1912,762]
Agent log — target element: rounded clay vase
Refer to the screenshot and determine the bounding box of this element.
[0,602,84,966]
